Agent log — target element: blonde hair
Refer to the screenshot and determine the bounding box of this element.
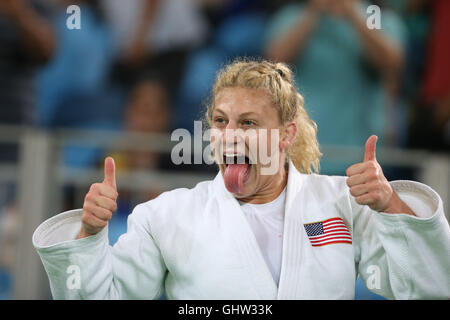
[205,58,322,174]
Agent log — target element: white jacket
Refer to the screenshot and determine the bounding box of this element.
[32,162,450,299]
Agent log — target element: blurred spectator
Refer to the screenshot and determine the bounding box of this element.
[37,0,117,129]
[0,203,19,299]
[265,0,406,174]
[107,79,172,244]
[408,0,450,151]
[199,0,275,29]
[36,0,122,168]
[114,79,171,171]
[103,0,208,94]
[0,0,55,160]
[0,0,54,299]
[381,0,429,148]
[174,0,272,133]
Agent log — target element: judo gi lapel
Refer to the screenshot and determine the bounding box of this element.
[277,161,307,299]
[212,173,278,299]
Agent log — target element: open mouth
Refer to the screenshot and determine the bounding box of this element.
[223,154,250,166]
[222,153,253,194]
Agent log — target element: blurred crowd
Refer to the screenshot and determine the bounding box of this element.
[0,0,449,164]
[0,0,449,299]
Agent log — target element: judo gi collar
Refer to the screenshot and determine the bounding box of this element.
[211,160,307,299]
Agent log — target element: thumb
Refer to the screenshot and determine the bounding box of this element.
[103,156,116,189]
[364,135,378,162]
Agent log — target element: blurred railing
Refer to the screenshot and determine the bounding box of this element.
[0,124,448,299]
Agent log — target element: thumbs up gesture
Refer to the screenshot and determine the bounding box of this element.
[346,135,414,214]
[78,157,118,239]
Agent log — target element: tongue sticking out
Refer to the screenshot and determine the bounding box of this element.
[223,163,250,194]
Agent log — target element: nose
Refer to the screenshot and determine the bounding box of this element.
[225,119,238,131]
[224,120,241,143]
[223,125,247,157]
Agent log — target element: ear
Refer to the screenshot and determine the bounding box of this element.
[279,121,297,151]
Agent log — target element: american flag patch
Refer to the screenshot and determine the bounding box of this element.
[304,217,352,247]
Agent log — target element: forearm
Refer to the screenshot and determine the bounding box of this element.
[14,5,55,63]
[347,8,404,75]
[266,7,320,63]
[33,210,116,299]
[383,191,416,216]
[354,180,450,299]
[33,207,167,300]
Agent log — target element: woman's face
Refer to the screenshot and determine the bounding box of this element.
[211,87,294,200]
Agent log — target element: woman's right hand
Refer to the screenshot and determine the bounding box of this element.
[77,157,118,239]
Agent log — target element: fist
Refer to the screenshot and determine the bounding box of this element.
[78,157,118,238]
[346,135,394,212]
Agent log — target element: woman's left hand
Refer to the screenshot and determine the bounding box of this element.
[346,135,415,215]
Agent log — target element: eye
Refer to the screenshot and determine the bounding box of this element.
[242,119,256,126]
[213,117,226,125]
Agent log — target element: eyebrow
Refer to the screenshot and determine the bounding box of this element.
[213,108,260,118]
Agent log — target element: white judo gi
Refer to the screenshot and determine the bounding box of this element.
[32,161,450,299]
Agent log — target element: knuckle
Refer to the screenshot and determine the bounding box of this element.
[85,193,94,203]
[368,160,377,168]
[346,178,352,187]
[108,188,118,199]
[349,187,355,196]
[90,183,100,192]
[102,198,114,211]
[81,212,91,225]
[82,202,91,212]
[368,171,378,180]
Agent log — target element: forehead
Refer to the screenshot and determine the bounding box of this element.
[213,87,275,116]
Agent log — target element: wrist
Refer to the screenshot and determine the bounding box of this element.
[383,191,416,216]
[76,227,91,240]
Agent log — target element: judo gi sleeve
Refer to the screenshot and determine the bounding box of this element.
[32,204,167,299]
[352,180,450,299]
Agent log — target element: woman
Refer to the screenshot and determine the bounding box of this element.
[33,60,450,299]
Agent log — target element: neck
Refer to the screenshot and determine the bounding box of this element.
[238,165,288,204]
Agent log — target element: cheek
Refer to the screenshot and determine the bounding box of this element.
[256,130,281,160]
[209,128,224,160]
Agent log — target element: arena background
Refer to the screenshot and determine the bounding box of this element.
[0,0,448,300]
